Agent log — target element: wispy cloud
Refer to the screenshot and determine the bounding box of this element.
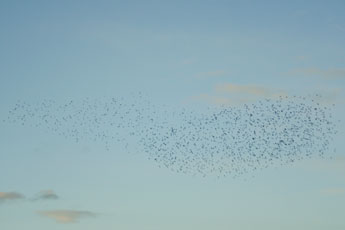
[333,24,345,33]
[181,58,197,65]
[309,88,342,105]
[188,82,341,106]
[33,190,59,201]
[38,210,97,223]
[289,67,345,79]
[195,70,227,78]
[321,188,345,196]
[301,155,345,177]
[215,83,287,98]
[0,192,24,202]
[189,93,249,106]
[296,55,308,61]
[1,190,60,203]
[189,83,287,106]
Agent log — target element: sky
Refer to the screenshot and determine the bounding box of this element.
[0,0,345,229]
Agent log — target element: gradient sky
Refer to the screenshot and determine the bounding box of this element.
[1,1,345,229]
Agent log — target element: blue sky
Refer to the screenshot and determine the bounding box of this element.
[1,1,345,229]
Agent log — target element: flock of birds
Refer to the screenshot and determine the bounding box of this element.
[5,93,337,177]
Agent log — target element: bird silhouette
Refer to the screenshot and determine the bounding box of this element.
[6,93,337,178]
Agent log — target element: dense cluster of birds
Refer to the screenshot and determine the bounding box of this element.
[5,93,337,177]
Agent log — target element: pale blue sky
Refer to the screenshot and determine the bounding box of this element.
[1,1,345,229]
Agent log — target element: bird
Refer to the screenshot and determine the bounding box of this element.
[5,93,338,178]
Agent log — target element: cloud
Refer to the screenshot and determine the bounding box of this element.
[188,83,287,106]
[188,82,341,106]
[181,58,197,65]
[33,190,59,201]
[215,83,287,98]
[289,67,345,79]
[309,88,342,105]
[296,55,308,61]
[297,156,345,182]
[0,192,24,201]
[189,93,250,106]
[195,70,227,78]
[38,210,97,223]
[334,24,345,33]
[306,155,345,174]
[321,188,345,196]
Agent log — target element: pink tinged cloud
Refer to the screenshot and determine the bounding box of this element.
[38,210,97,223]
[0,192,24,201]
[189,83,287,106]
